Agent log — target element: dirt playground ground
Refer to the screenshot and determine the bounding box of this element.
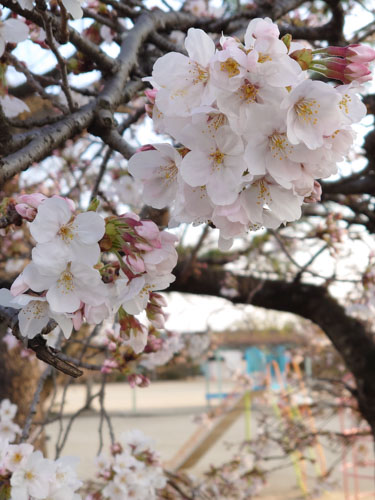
[45,378,375,499]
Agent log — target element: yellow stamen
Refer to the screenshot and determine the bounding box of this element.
[240,81,258,103]
[269,133,293,161]
[57,266,75,294]
[295,98,319,124]
[339,93,351,114]
[258,53,272,63]
[159,162,178,185]
[210,149,225,166]
[220,58,240,78]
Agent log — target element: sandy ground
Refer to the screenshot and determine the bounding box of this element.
[45,378,375,499]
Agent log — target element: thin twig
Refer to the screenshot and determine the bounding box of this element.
[42,12,76,113]
[7,54,68,114]
[91,147,113,200]
[20,365,53,442]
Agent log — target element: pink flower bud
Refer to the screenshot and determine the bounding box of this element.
[326,44,375,63]
[136,144,156,153]
[16,193,46,208]
[220,35,238,50]
[126,254,146,273]
[110,442,122,455]
[101,470,112,480]
[128,373,150,388]
[304,181,322,203]
[123,211,140,222]
[149,313,165,329]
[145,88,157,103]
[134,241,154,251]
[108,341,117,351]
[101,359,118,374]
[135,220,160,241]
[150,292,168,307]
[344,62,372,83]
[325,60,372,84]
[15,203,37,221]
[144,334,163,353]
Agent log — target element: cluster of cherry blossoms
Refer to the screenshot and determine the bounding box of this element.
[0,194,178,372]
[0,400,21,444]
[92,430,166,500]
[101,324,183,385]
[128,17,374,249]
[0,399,82,500]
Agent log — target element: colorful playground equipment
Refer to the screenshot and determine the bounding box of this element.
[169,346,327,496]
[169,347,375,498]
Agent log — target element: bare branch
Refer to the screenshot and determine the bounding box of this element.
[0,306,83,378]
[0,102,96,186]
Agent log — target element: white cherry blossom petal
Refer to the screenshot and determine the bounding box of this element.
[61,0,83,19]
[2,19,29,44]
[18,300,50,339]
[184,28,215,66]
[74,211,105,244]
[30,197,72,244]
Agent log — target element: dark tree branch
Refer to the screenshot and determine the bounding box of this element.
[0,0,117,73]
[0,102,96,186]
[0,306,83,378]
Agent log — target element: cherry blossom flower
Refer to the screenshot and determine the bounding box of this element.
[210,44,255,92]
[0,419,20,442]
[29,197,105,266]
[281,79,342,149]
[114,273,175,316]
[122,322,148,354]
[0,398,83,500]
[142,231,178,277]
[335,84,367,126]
[180,125,247,205]
[0,288,73,339]
[53,456,82,492]
[151,28,216,116]
[10,451,60,500]
[0,399,17,422]
[5,443,33,472]
[243,106,306,189]
[140,333,182,369]
[127,144,182,209]
[244,17,280,43]
[21,244,106,313]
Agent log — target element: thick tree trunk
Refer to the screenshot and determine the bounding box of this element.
[170,263,375,436]
[0,323,46,451]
